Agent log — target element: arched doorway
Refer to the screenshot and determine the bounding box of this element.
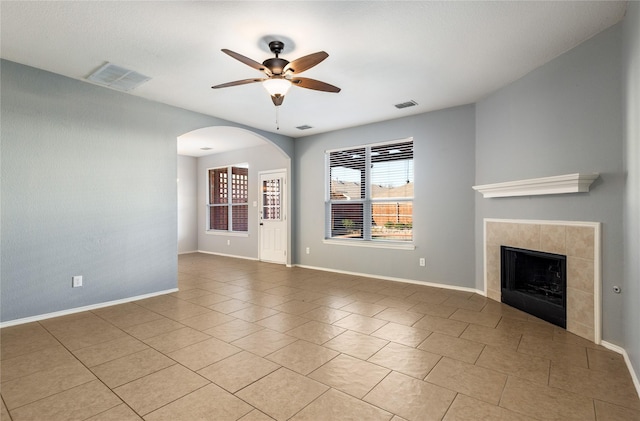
[177,126,291,265]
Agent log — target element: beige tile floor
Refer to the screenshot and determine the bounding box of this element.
[1,252,639,421]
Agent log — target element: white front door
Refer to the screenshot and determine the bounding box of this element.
[259,170,287,264]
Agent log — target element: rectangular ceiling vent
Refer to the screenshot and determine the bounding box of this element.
[296,125,313,130]
[394,100,418,109]
[87,63,151,92]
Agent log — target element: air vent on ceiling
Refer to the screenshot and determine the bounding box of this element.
[87,63,151,92]
[296,125,313,130]
[394,100,418,109]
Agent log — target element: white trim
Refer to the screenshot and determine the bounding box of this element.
[205,230,249,237]
[295,264,481,295]
[594,222,602,344]
[178,250,198,255]
[483,219,488,297]
[483,218,602,344]
[197,249,259,261]
[601,341,640,400]
[323,239,415,250]
[0,288,178,328]
[473,173,599,198]
[484,218,601,227]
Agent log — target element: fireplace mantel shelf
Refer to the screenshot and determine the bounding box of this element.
[472,173,599,198]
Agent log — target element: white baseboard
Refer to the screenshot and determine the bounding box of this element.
[0,288,179,328]
[601,340,640,400]
[197,250,259,261]
[294,264,483,296]
[178,250,198,255]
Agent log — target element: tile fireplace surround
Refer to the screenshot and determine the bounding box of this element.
[483,219,601,343]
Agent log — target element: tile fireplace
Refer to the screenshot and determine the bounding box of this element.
[483,219,601,343]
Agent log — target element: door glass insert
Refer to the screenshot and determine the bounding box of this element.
[262,179,281,220]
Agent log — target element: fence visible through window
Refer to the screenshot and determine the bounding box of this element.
[326,139,413,242]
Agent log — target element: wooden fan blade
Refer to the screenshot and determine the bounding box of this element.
[284,51,328,74]
[221,49,272,76]
[291,77,341,93]
[211,78,264,89]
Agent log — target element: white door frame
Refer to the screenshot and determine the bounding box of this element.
[258,169,287,264]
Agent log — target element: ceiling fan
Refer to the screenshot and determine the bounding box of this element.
[211,40,341,106]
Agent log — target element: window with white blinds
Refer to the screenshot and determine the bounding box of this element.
[208,164,248,232]
[326,138,413,242]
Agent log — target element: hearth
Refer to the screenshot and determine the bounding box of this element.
[501,246,567,328]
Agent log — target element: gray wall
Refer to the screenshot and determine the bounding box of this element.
[197,144,290,262]
[474,25,624,344]
[294,105,476,288]
[178,155,197,254]
[0,60,293,323]
[623,1,640,388]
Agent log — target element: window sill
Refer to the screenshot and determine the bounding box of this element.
[323,239,415,250]
[205,231,249,237]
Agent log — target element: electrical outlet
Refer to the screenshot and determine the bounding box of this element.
[306,247,310,255]
[227,239,231,246]
[72,275,83,288]
[419,258,426,267]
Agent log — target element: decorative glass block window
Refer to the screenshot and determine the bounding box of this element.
[326,139,413,242]
[208,164,248,232]
[262,179,281,220]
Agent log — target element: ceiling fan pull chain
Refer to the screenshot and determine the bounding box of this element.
[275,106,280,131]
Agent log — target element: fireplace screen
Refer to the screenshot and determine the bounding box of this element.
[501,246,567,328]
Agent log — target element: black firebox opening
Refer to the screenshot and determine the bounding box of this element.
[501,246,567,328]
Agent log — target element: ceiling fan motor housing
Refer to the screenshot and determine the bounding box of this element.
[265,41,288,74]
[263,57,289,75]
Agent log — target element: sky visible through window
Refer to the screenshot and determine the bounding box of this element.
[331,160,414,187]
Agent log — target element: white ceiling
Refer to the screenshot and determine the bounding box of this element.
[177,126,271,157]
[1,1,627,156]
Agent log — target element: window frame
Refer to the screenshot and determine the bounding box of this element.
[206,164,249,234]
[324,138,415,249]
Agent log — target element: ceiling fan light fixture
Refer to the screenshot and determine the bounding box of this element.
[213,40,339,111]
[262,78,292,97]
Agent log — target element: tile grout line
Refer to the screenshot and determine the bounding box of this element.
[9,320,129,418]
